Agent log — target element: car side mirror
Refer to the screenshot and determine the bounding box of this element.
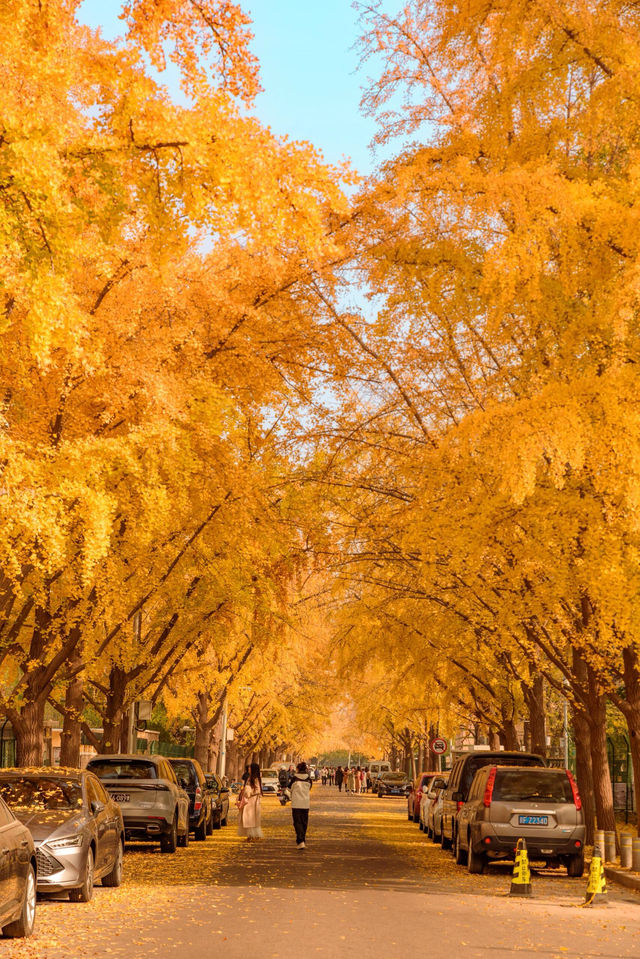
[91,799,105,815]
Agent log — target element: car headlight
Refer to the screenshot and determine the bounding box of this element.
[47,834,83,849]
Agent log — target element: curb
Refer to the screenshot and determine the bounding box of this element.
[603,865,640,893]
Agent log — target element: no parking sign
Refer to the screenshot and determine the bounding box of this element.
[429,736,448,755]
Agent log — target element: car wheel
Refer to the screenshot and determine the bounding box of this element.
[441,825,452,851]
[3,864,36,938]
[426,821,433,839]
[178,824,189,847]
[455,828,467,865]
[161,815,178,854]
[194,817,207,841]
[102,838,124,887]
[467,842,486,874]
[567,851,585,878]
[221,814,228,827]
[206,811,213,836]
[70,848,94,902]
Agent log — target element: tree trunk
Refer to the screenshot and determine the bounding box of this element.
[194,691,210,769]
[498,713,520,751]
[101,666,128,753]
[573,704,595,846]
[488,729,500,749]
[620,646,640,819]
[59,640,84,767]
[60,666,84,767]
[524,673,546,757]
[15,699,46,766]
[585,664,616,837]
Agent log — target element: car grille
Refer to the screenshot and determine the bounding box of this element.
[36,848,64,877]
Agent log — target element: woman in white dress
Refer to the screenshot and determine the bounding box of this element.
[237,763,263,841]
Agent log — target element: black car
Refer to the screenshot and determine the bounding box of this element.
[0,794,36,938]
[440,751,546,851]
[204,773,230,829]
[168,759,212,840]
[377,772,412,797]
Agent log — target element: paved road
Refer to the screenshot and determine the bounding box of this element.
[3,789,639,959]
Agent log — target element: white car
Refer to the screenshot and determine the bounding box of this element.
[260,769,280,794]
[419,774,449,836]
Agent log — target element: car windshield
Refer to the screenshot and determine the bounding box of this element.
[0,778,82,811]
[493,770,573,803]
[382,773,406,782]
[261,770,278,779]
[88,760,157,780]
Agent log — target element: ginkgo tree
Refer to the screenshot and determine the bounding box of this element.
[0,0,354,764]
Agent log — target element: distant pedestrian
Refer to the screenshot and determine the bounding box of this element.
[347,767,356,793]
[335,766,344,792]
[285,761,313,848]
[237,763,263,842]
[321,769,327,786]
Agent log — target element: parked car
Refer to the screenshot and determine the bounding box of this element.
[168,759,212,840]
[408,772,438,822]
[368,761,392,783]
[86,755,189,853]
[0,793,36,937]
[419,774,449,835]
[260,769,280,794]
[455,765,585,876]
[204,773,230,828]
[440,751,545,851]
[0,768,124,903]
[377,772,411,797]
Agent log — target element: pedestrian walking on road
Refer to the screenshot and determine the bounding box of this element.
[347,767,356,793]
[335,766,344,792]
[237,763,263,841]
[285,761,313,848]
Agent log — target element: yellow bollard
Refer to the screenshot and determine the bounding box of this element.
[583,847,608,906]
[509,838,532,897]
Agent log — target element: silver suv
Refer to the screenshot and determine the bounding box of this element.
[86,755,189,853]
[456,765,585,876]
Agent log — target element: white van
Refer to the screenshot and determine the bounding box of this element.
[368,760,392,781]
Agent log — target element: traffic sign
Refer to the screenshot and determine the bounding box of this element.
[430,737,448,755]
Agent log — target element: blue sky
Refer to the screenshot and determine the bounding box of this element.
[78,0,398,175]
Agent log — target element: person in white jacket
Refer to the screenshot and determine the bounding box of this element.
[285,762,313,848]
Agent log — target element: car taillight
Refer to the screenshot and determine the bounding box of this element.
[483,766,497,807]
[194,785,202,812]
[566,770,582,810]
[456,801,464,811]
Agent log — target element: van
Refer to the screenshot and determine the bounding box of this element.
[368,760,392,782]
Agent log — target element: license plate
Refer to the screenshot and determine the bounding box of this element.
[111,793,130,803]
[518,815,548,825]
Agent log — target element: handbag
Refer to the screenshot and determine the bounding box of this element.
[237,789,248,810]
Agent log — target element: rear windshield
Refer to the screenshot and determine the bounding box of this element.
[382,773,407,782]
[87,760,157,781]
[170,761,196,787]
[494,770,573,803]
[461,755,543,796]
[0,778,82,810]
